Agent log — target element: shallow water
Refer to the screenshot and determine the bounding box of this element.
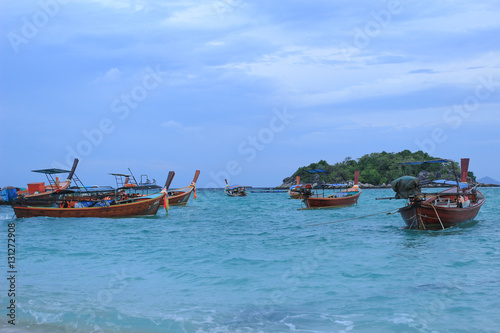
[1,188,499,332]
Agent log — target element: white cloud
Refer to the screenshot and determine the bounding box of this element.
[104,67,122,81]
[161,120,202,133]
[397,7,500,34]
[86,0,149,11]
[161,2,248,29]
[93,67,123,83]
[216,45,500,108]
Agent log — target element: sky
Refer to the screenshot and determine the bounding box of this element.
[1,0,500,188]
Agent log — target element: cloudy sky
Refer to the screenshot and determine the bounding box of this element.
[1,0,500,188]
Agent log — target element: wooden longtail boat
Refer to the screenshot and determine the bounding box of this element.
[224,179,247,197]
[388,158,485,230]
[13,192,166,218]
[112,169,196,207]
[13,171,175,218]
[289,176,304,199]
[300,171,361,209]
[167,170,200,206]
[398,187,485,230]
[16,159,80,204]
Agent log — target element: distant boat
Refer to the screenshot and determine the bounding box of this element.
[224,179,247,197]
[288,176,304,199]
[300,171,362,209]
[385,158,485,230]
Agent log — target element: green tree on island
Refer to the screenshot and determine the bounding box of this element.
[283,150,473,186]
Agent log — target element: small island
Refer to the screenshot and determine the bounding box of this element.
[277,150,498,189]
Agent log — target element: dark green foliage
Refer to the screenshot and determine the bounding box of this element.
[284,150,472,185]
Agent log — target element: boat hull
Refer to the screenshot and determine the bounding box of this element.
[288,190,304,199]
[167,188,194,206]
[13,193,165,218]
[224,186,247,197]
[399,190,485,230]
[303,191,361,209]
[225,191,247,197]
[165,170,200,206]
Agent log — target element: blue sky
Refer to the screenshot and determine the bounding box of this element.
[1,0,500,188]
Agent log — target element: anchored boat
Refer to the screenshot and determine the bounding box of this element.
[13,170,175,219]
[288,176,304,199]
[13,192,166,218]
[15,159,80,205]
[224,179,247,197]
[299,171,361,209]
[167,170,200,206]
[110,169,198,207]
[387,158,485,230]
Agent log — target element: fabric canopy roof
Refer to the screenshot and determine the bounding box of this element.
[31,168,71,174]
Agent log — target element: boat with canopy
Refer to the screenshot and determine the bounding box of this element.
[299,171,361,209]
[382,158,485,230]
[288,176,304,199]
[15,159,80,205]
[13,170,176,218]
[224,179,247,197]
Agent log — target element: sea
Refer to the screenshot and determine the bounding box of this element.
[1,188,499,333]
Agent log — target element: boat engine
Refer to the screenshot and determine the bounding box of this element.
[297,184,313,197]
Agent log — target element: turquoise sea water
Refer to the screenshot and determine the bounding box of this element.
[1,188,500,333]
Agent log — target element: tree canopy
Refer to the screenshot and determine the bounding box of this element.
[283,150,474,186]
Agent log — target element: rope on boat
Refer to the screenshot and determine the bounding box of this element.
[407,213,419,229]
[303,208,400,227]
[418,214,426,230]
[429,203,445,230]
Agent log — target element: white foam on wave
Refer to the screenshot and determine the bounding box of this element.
[390,313,415,324]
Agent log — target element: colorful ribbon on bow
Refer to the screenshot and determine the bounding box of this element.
[161,189,169,214]
[191,182,197,200]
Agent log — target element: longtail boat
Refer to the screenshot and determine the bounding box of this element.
[15,159,80,205]
[224,179,247,197]
[111,169,195,207]
[300,171,361,209]
[12,171,175,218]
[13,192,166,218]
[288,176,304,199]
[167,170,200,206]
[384,158,485,230]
